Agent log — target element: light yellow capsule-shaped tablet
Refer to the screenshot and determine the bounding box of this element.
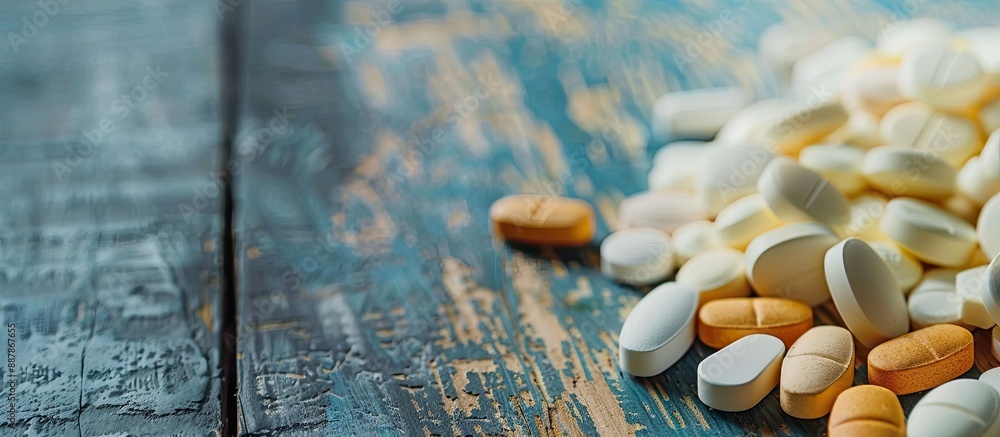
[698,297,813,350]
[828,385,906,437]
[489,195,596,246]
[780,326,855,419]
[867,324,974,395]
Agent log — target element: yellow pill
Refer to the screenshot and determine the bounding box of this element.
[867,324,973,395]
[698,297,813,350]
[489,195,596,246]
[780,326,855,419]
[828,385,906,437]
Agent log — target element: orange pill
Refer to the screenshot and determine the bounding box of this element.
[780,326,855,419]
[867,324,974,395]
[697,297,813,350]
[489,195,596,246]
[828,385,906,437]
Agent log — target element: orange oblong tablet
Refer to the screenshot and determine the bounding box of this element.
[780,326,855,419]
[697,297,813,350]
[489,195,596,246]
[828,385,905,437]
[867,324,974,395]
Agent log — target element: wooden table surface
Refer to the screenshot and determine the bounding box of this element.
[6,0,1000,436]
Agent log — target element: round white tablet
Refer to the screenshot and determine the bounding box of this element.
[619,191,708,233]
[745,222,839,306]
[697,145,775,215]
[900,43,988,111]
[870,241,923,294]
[877,18,953,58]
[676,248,751,306]
[713,194,783,250]
[757,157,850,228]
[697,334,785,412]
[956,265,996,329]
[798,144,867,196]
[861,145,956,201]
[879,102,981,168]
[671,220,723,266]
[908,269,964,330]
[879,198,978,268]
[981,129,1000,180]
[978,194,1000,259]
[618,282,699,377]
[957,157,1000,206]
[825,238,909,348]
[649,141,709,192]
[908,379,1000,437]
[981,254,1000,327]
[845,194,888,242]
[600,228,675,286]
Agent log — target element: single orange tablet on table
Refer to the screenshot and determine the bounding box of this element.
[867,324,974,395]
[489,194,596,246]
[698,297,813,350]
[828,385,905,437]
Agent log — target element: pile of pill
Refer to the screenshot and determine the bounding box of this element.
[489,18,1000,435]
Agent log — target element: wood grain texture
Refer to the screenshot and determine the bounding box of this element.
[234,0,1000,436]
[0,1,223,435]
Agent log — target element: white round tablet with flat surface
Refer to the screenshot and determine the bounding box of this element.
[671,220,723,266]
[908,379,1000,437]
[908,269,964,330]
[676,248,751,306]
[861,146,956,201]
[879,102,981,168]
[600,228,675,286]
[758,157,850,228]
[879,198,978,268]
[697,334,785,412]
[618,282,699,377]
[825,238,909,348]
[745,222,839,306]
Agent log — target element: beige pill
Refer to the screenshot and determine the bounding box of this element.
[780,326,855,419]
[490,195,596,246]
[828,385,906,437]
[698,297,813,350]
[619,191,708,232]
[867,324,974,395]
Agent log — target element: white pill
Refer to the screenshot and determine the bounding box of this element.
[791,36,871,97]
[900,43,988,111]
[870,241,923,294]
[908,269,964,330]
[980,367,1000,395]
[671,220,723,266]
[676,248,751,306]
[754,98,849,157]
[908,379,1000,437]
[618,282,699,377]
[713,194,782,250]
[649,141,709,192]
[825,238,909,348]
[959,26,1000,79]
[716,99,792,144]
[981,130,1000,180]
[861,145,957,201]
[600,228,675,286]
[841,62,907,116]
[957,157,1000,206]
[945,194,981,226]
[745,222,839,306]
[994,326,1000,362]
[697,334,785,412]
[877,18,953,58]
[758,157,850,228]
[844,194,888,242]
[981,254,1000,327]
[838,111,883,148]
[651,87,750,142]
[697,145,775,215]
[957,265,995,329]
[879,102,981,168]
[979,194,1000,259]
[759,23,836,78]
[798,144,867,196]
[879,198,978,268]
[983,101,1000,135]
[619,191,708,233]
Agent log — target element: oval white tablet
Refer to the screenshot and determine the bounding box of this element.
[957,157,1000,206]
[900,43,988,111]
[714,194,783,250]
[758,157,850,228]
[651,87,750,142]
[908,269,964,330]
[697,145,775,215]
[619,191,708,233]
[879,198,978,268]
[877,18,953,58]
[600,228,675,286]
[870,241,923,294]
[861,145,956,201]
[649,142,709,192]
[981,254,1000,327]
[754,98,849,157]
[957,265,995,329]
[908,379,1000,437]
[697,334,785,412]
[671,220,723,266]
[798,144,867,196]
[676,248,751,306]
[825,238,909,348]
[791,36,871,97]
[618,282,699,377]
[715,99,792,144]
[745,222,839,306]
[978,194,1000,259]
[879,102,981,168]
